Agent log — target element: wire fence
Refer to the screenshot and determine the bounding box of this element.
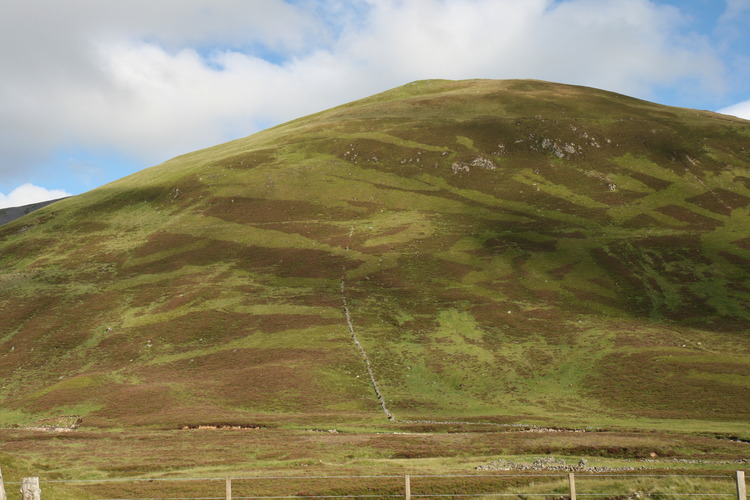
[2,470,747,500]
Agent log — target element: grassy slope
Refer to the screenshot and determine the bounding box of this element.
[0,79,749,438]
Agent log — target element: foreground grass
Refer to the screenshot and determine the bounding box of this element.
[8,474,740,500]
[1,425,748,497]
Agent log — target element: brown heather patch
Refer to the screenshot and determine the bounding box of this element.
[687,188,750,216]
[718,250,750,267]
[351,267,410,295]
[21,375,109,413]
[622,212,663,228]
[485,234,557,254]
[127,282,173,308]
[535,165,606,194]
[215,148,276,169]
[141,347,354,411]
[259,221,350,246]
[129,310,338,347]
[549,261,577,280]
[0,293,59,331]
[563,285,623,310]
[0,237,57,263]
[588,187,650,205]
[133,232,201,258]
[468,302,568,342]
[370,434,463,459]
[204,197,359,224]
[627,171,673,190]
[495,179,609,220]
[281,290,341,308]
[727,281,750,295]
[236,245,356,278]
[69,220,109,233]
[127,234,358,278]
[586,350,750,420]
[88,334,147,365]
[733,236,750,251]
[327,231,376,252]
[125,269,228,310]
[91,383,214,425]
[545,230,588,240]
[529,288,565,305]
[432,260,475,280]
[736,175,750,190]
[341,199,381,215]
[416,188,500,211]
[150,287,222,313]
[609,323,695,349]
[636,233,703,249]
[364,428,686,460]
[655,204,722,228]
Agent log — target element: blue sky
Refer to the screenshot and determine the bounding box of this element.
[1,0,749,208]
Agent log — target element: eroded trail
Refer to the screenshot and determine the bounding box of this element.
[340,277,395,421]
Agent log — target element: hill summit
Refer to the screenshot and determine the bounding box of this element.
[1,79,749,430]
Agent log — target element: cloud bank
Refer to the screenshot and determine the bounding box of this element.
[0,0,736,196]
[718,100,750,120]
[0,184,71,210]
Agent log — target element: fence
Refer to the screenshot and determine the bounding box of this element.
[0,471,747,500]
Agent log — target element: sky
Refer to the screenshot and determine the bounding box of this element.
[1,0,750,209]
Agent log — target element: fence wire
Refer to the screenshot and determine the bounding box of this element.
[6,470,743,500]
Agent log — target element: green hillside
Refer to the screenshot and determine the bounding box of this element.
[1,79,749,434]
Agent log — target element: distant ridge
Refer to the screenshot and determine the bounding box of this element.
[0,197,68,226]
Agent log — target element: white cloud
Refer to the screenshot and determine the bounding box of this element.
[0,0,730,183]
[720,0,750,25]
[0,184,71,210]
[718,99,750,120]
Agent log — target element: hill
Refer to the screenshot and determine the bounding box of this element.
[0,197,67,226]
[1,79,749,434]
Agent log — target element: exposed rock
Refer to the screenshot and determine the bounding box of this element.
[476,456,645,472]
[19,415,82,432]
[470,156,497,170]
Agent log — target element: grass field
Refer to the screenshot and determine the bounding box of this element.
[1,424,748,498]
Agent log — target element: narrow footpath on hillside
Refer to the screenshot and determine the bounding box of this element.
[340,276,395,421]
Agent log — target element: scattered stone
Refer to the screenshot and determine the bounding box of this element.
[639,457,750,464]
[470,156,497,170]
[19,415,82,432]
[181,424,263,431]
[476,456,645,472]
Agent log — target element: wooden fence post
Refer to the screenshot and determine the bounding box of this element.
[0,464,7,500]
[20,477,41,500]
[404,474,411,500]
[568,472,577,500]
[737,471,747,500]
[226,477,232,500]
